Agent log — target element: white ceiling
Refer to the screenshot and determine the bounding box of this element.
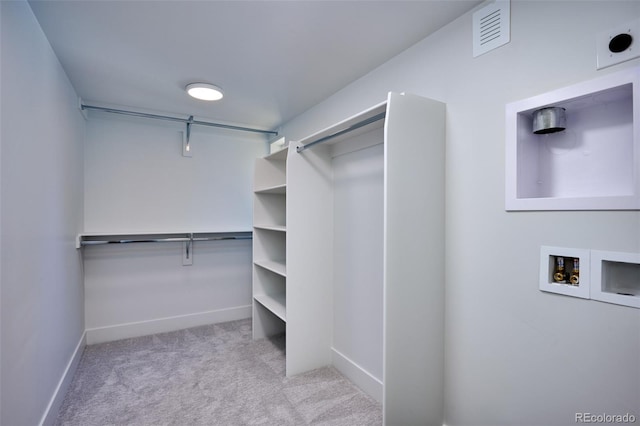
[29,0,482,133]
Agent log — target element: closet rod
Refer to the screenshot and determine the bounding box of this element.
[296,111,386,153]
[81,104,278,136]
[80,232,253,246]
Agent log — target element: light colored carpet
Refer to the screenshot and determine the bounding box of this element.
[55,319,382,425]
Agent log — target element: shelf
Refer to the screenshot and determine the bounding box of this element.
[253,227,285,262]
[254,148,287,192]
[76,230,252,249]
[254,293,286,322]
[255,183,286,194]
[506,67,640,211]
[266,145,288,160]
[254,225,286,232]
[254,192,286,228]
[79,229,252,238]
[254,259,286,277]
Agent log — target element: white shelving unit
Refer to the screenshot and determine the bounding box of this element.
[287,92,445,425]
[506,67,640,211]
[252,147,288,338]
[251,93,445,424]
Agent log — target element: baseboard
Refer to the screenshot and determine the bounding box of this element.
[331,347,383,403]
[85,305,252,344]
[39,331,86,426]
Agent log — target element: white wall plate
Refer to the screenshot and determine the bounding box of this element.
[597,18,640,70]
[591,250,640,309]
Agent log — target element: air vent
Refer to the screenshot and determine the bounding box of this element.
[473,0,511,57]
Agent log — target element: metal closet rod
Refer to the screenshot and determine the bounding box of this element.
[80,231,253,246]
[81,104,278,136]
[296,111,386,153]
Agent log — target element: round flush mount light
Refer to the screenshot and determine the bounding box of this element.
[186,83,224,101]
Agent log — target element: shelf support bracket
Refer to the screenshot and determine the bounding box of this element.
[183,233,194,266]
[183,116,194,157]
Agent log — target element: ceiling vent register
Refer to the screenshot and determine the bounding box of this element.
[473,0,511,58]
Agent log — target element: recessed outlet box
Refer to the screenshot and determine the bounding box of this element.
[506,67,640,211]
[597,18,640,70]
[591,250,640,309]
[540,246,590,299]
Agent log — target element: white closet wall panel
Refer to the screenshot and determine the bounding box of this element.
[286,145,334,376]
[333,138,384,381]
[383,92,445,425]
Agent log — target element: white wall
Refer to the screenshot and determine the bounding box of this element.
[280,1,640,424]
[0,2,85,425]
[83,113,266,342]
[83,239,253,343]
[333,139,384,381]
[84,114,267,233]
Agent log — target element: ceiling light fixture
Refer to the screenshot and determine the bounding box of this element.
[186,83,224,101]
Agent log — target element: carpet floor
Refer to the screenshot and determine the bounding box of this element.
[55,319,382,425]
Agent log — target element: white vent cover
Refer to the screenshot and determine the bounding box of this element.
[473,0,510,58]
